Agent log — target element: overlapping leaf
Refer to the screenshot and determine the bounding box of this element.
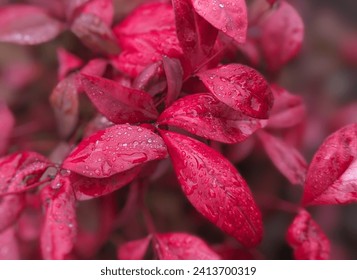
[286,210,330,260]
[302,124,357,206]
[0,5,64,45]
[154,232,220,260]
[197,64,273,119]
[163,57,183,107]
[57,48,83,80]
[118,236,151,260]
[80,74,158,124]
[160,130,263,247]
[63,124,167,178]
[159,93,266,143]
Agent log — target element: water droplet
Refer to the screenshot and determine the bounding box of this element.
[219,3,224,8]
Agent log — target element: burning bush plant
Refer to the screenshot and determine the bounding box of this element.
[0,0,356,260]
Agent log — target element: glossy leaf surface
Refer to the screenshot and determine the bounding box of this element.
[302,124,357,206]
[197,64,273,119]
[159,93,266,143]
[155,232,220,260]
[160,130,263,247]
[63,124,167,178]
[286,210,330,260]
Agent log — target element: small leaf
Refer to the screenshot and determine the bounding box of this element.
[162,56,183,107]
[267,84,306,129]
[40,176,77,260]
[302,124,357,206]
[0,227,20,260]
[57,48,83,80]
[50,74,79,139]
[0,103,15,155]
[197,64,273,119]
[257,130,307,185]
[191,0,248,43]
[118,236,151,260]
[69,166,141,200]
[160,130,263,247]
[286,209,330,260]
[0,194,25,232]
[159,93,266,143]
[0,151,50,196]
[154,232,220,260]
[258,1,304,71]
[80,59,107,77]
[0,4,64,45]
[79,74,158,124]
[63,124,167,178]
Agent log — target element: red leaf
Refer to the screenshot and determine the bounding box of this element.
[57,48,83,80]
[50,74,79,139]
[77,0,114,26]
[302,124,357,206]
[257,130,307,185]
[40,176,77,260]
[159,93,266,143]
[191,0,248,43]
[0,5,64,45]
[160,130,263,247]
[172,0,218,71]
[79,74,158,124]
[0,151,50,196]
[0,103,15,155]
[258,1,304,71]
[132,61,164,93]
[286,209,330,260]
[0,227,20,260]
[154,232,220,260]
[80,59,107,77]
[163,56,183,107]
[197,64,273,119]
[63,124,167,178]
[69,166,141,200]
[118,236,151,260]
[267,84,306,129]
[71,13,119,55]
[0,194,25,232]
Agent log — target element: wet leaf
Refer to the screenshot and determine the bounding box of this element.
[257,130,307,185]
[159,93,266,143]
[197,64,273,119]
[0,4,64,45]
[57,48,83,80]
[155,232,220,260]
[0,194,25,232]
[160,130,263,247]
[191,0,248,43]
[40,176,77,260]
[302,124,357,206]
[63,124,167,178]
[118,236,151,260]
[286,209,330,260]
[162,56,183,107]
[79,74,158,124]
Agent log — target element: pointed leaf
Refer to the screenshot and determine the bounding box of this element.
[302,124,357,206]
[0,194,25,232]
[0,151,50,196]
[160,130,263,247]
[80,59,107,77]
[0,227,20,260]
[155,232,220,260]
[118,236,151,260]
[286,210,330,260]
[40,176,77,260]
[0,103,15,155]
[0,5,64,45]
[57,48,83,80]
[163,56,183,107]
[79,74,158,124]
[197,64,273,119]
[69,166,141,200]
[191,0,248,43]
[257,130,307,185]
[63,124,167,178]
[159,93,266,143]
[258,1,304,71]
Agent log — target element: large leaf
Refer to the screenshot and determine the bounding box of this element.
[40,176,77,260]
[63,124,167,178]
[257,130,307,185]
[302,124,357,206]
[286,209,330,260]
[160,130,263,247]
[154,232,220,260]
[197,64,273,119]
[0,5,64,45]
[191,0,248,43]
[159,93,266,143]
